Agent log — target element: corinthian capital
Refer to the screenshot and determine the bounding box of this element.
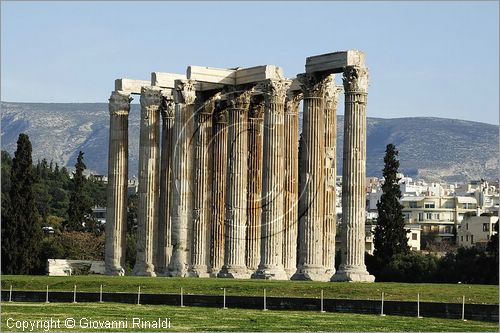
[161,97,175,119]
[285,91,303,115]
[226,86,253,109]
[173,80,196,105]
[297,73,333,98]
[343,66,369,93]
[325,84,342,110]
[109,91,132,116]
[259,79,292,105]
[140,87,162,110]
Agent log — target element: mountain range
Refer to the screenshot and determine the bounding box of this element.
[1,102,498,183]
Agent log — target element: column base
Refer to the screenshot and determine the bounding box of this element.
[284,268,296,279]
[291,265,330,281]
[331,265,375,282]
[217,265,251,279]
[188,265,210,278]
[252,265,288,280]
[105,265,125,276]
[132,263,156,277]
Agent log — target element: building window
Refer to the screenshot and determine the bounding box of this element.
[424,202,435,209]
[425,212,432,220]
[433,213,440,220]
[466,223,468,230]
[412,233,418,240]
[471,235,474,244]
[483,223,489,232]
[409,202,418,208]
[466,235,469,241]
[418,213,424,221]
[461,236,463,242]
[487,234,490,240]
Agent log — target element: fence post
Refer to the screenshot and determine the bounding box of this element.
[320,290,326,313]
[137,286,141,305]
[46,285,49,303]
[180,287,185,307]
[380,292,386,316]
[9,285,12,302]
[73,285,77,303]
[417,293,422,318]
[462,295,466,321]
[99,284,103,303]
[223,288,227,309]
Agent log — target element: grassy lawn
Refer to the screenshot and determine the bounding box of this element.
[1,302,498,332]
[1,275,498,304]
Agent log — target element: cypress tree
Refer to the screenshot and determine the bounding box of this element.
[373,144,410,264]
[67,151,95,232]
[1,134,41,274]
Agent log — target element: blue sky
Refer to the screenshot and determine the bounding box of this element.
[1,1,498,124]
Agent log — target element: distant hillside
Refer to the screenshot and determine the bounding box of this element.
[1,102,498,182]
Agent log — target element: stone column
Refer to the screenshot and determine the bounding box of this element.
[246,97,264,272]
[133,87,161,276]
[210,101,228,275]
[283,91,301,277]
[169,80,196,277]
[332,66,374,282]
[190,93,218,277]
[292,73,331,281]
[323,83,341,275]
[105,91,131,276]
[218,87,253,279]
[156,95,175,275]
[253,79,290,280]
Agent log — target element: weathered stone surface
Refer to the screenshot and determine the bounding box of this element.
[283,90,301,277]
[293,73,331,282]
[323,82,341,275]
[169,80,197,277]
[218,87,253,279]
[246,97,264,272]
[105,91,131,276]
[210,101,229,275]
[115,78,150,95]
[332,66,374,283]
[48,259,106,276]
[187,65,284,85]
[253,79,291,280]
[156,96,175,276]
[153,72,221,91]
[189,92,219,277]
[133,87,162,277]
[305,50,365,74]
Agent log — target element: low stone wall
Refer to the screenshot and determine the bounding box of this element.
[47,259,105,276]
[1,290,497,322]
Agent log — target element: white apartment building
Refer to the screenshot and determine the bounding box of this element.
[457,215,499,248]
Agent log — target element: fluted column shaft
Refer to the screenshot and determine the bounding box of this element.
[210,102,228,274]
[246,100,264,272]
[190,94,217,277]
[133,87,161,276]
[169,80,196,277]
[332,66,374,282]
[156,96,175,275]
[293,73,331,281]
[105,91,130,275]
[283,92,301,277]
[254,79,291,280]
[218,88,253,278]
[323,84,340,273]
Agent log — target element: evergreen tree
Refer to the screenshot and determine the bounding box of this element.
[1,134,42,274]
[66,151,95,232]
[373,144,410,264]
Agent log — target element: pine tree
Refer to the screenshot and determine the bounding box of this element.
[373,144,410,264]
[67,151,95,232]
[1,134,42,274]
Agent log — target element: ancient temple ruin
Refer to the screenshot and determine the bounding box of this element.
[105,50,375,282]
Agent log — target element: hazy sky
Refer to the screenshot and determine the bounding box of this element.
[1,1,499,124]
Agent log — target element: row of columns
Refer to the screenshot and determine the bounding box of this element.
[105,66,373,282]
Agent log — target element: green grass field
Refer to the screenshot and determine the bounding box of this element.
[1,275,498,304]
[1,302,498,332]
